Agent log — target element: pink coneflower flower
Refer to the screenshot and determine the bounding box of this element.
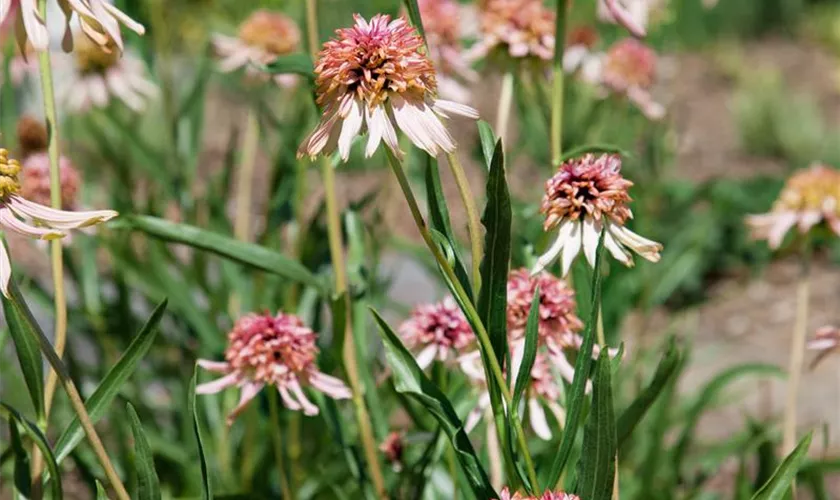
[298,14,477,161]
[20,152,80,209]
[534,153,662,276]
[379,431,405,470]
[213,9,301,87]
[58,34,157,112]
[808,325,840,369]
[746,164,840,250]
[0,148,117,296]
[506,268,583,348]
[399,296,475,369]
[0,0,144,52]
[598,0,651,38]
[495,488,581,500]
[600,38,664,120]
[196,312,352,424]
[467,0,555,62]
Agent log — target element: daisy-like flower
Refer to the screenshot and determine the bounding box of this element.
[0,0,144,52]
[411,0,477,103]
[746,164,840,250]
[598,0,651,38]
[466,0,555,62]
[196,312,352,424]
[600,38,664,120]
[496,487,582,500]
[533,153,662,276]
[213,9,301,87]
[297,14,478,161]
[20,152,80,209]
[58,34,157,112]
[808,325,840,369]
[399,296,475,369]
[379,431,405,470]
[507,268,583,347]
[0,148,117,296]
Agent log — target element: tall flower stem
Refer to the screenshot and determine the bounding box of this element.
[267,391,293,499]
[445,152,482,290]
[495,71,514,145]
[320,157,387,499]
[782,243,811,476]
[385,150,538,487]
[305,0,319,58]
[229,107,260,316]
[551,0,568,164]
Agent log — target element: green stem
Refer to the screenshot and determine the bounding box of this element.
[551,0,568,164]
[268,391,293,499]
[445,152,482,291]
[233,108,259,242]
[495,72,514,145]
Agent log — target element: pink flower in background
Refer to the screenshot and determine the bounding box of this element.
[0,148,117,296]
[298,14,478,161]
[196,312,351,424]
[399,296,475,369]
[495,488,582,500]
[808,325,840,369]
[467,0,555,62]
[58,34,157,112]
[746,164,840,250]
[534,153,662,276]
[20,152,80,209]
[598,0,653,38]
[379,431,405,470]
[506,268,583,348]
[563,25,601,81]
[213,9,301,87]
[601,38,664,120]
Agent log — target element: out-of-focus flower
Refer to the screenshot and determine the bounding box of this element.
[0,148,117,296]
[0,43,38,86]
[808,325,840,369]
[746,164,840,250]
[58,34,157,112]
[467,0,555,62]
[534,153,662,276]
[379,431,405,470]
[298,14,478,161]
[598,0,652,38]
[196,312,352,424]
[601,38,664,120]
[399,296,475,369]
[16,115,48,158]
[410,0,477,103]
[213,9,301,87]
[495,487,582,500]
[506,268,583,346]
[0,0,144,52]
[563,25,601,82]
[20,152,79,209]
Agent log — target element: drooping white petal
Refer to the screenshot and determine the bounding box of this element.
[0,239,11,298]
[561,220,583,277]
[308,371,352,399]
[195,372,239,394]
[528,398,552,440]
[277,385,302,411]
[415,344,439,370]
[8,195,118,229]
[604,225,633,265]
[582,218,601,267]
[337,99,364,161]
[288,379,319,416]
[20,0,49,51]
[0,207,65,240]
[610,224,662,262]
[106,69,145,111]
[532,223,568,275]
[227,382,263,422]
[100,1,145,35]
[432,99,479,120]
[196,360,230,373]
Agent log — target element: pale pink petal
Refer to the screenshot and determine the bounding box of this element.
[196,360,231,373]
[308,371,352,399]
[432,99,479,120]
[277,385,302,411]
[767,212,797,250]
[364,105,385,157]
[106,69,144,111]
[195,372,239,394]
[604,0,647,38]
[227,382,263,423]
[100,1,145,35]
[288,380,319,416]
[528,398,552,440]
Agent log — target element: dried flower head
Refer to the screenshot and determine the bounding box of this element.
[600,38,664,120]
[506,268,583,348]
[0,0,144,52]
[747,164,840,249]
[298,14,478,161]
[16,116,48,158]
[197,312,352,424]
[379,431,405,470]
[20,152,80,209]
[534,153,662,276]
[213,9,301,87]
[468,0,555,62]
[0,148,117,296]
[399,296,475,369]
[59,34,158,112]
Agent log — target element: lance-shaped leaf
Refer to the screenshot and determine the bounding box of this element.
[127,403,162,500]
[2,277,44,421]
[575,352,616,500]
[402,0,428,43]
[0,402,62,499]
[189,368,213,499]
[752,433,812,500]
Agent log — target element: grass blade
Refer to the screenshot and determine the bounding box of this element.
[402,0,427,43]
[0,402,63,499]
[752,433,812,500]
[511,287,540,409]
[189,367,213,499]
[127,403,162,500]
[575,352,616,500]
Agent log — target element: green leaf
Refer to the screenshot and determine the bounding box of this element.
[189,367,213,499]
[2,277,45,420]
[616,337,682,447]
[575,352,616,500]
[0,402,62,499]
[477,139,511,369]
[53,300,167,464]
[371,309,496,499]
[127,403,162,500]
[477,121,497,170]
[545,231,606,489]
[752,433,812,500]
[402,0,427,43]
[126,216,324,293]
[8,415,30,498]
[424,155,473,300]
[96,481,109,499]
[511,286,540,409]
[263,53,314,78]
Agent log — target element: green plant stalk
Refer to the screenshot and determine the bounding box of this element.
[229,107,260,316]
[445,152,482,290]
[268,391,293,499]
[321,157,388,499]
[551,0,568,164]
[496,72,514,145]
[305,0,319,58]
[385,151,538,487]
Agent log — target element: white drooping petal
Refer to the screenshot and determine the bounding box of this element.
[532,218,572,275]
[297,107,341,158]
[582,218,601,267]
[604,225,633,265]
[288,379,319,416]
[391,96,437,154]
[0,239,11,298]
[195,372,240,394]
[227,382,263,422]
[415,344,439,370]
[20,0,49,51]
[610,224,661,262]
[9,196,118,229]
[100,1,145,35]
[309,371,352,399]
[277,385,302,411]
[528,398,552,440]
[337,99,364,161]
[87,74,110,108]
[432,99,479,120]
[561,220,583,277]
[196,360,230,373]
[0,207,65,240]
[365,105,384,157]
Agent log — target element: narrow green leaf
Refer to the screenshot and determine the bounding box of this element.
[512,287,540,409]
[752,433,813,500]
[545,231,606,489]
[575,352,616,500]
[125,216,324,293]
[96,481,109,499]
[262,53,314,78]
[53,300,168,464]
[1,265,44,420]
[477,139,511,369]
[0,403,62,499]
[477,121,496,169]
[189,368,213,499]
[616,337,682,447]
[8,416,30,497]
[402,0,427,43]
[371,309,496,499]
[127,403,162,500]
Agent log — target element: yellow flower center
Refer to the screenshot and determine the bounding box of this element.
[0,149,22,197]
[74,35,120,74]
[775,165,840,215]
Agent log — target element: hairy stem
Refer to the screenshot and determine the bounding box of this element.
[445,152,482,290]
